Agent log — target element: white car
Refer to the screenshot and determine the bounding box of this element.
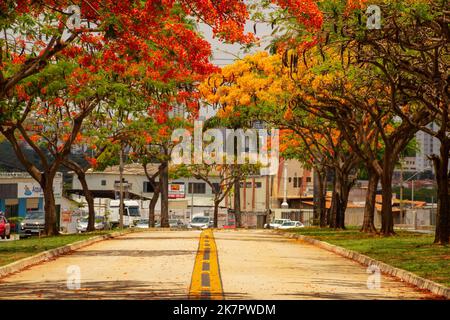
[264,219,292,229]
[278,221,304,229]
[188,216,213,229]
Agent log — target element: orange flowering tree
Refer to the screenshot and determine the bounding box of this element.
[0,60,115,234]
[0,0,256,235]
[200,51,362,229]
[262,0,449,242]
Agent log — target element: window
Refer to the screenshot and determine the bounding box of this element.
[5,204,18,218]
[293,177,302,188]
[143,181,155,193]
[212,183,221,193]
[101,180,107,186]
[188,182,206,194]
[239,182,252,188]
[255,182,262,188]
[288,177,292,183]
[306,177,312,183]
[128,206,140,216]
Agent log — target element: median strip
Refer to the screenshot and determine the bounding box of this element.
[189,229,223,300]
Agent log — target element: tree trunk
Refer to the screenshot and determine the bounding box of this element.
[329,169,351,229]
[148,190,159,228]
[76,171,95,232]
[329,173,337,228]
[159,161,169,228]
[330,170,346,229]
[42,175,59,236]
[233,176,242,228]
[379,153,396,236]
[433,141,450,244]
[213,200,219,228]
[361,168,378,233]
[315,169,327,227]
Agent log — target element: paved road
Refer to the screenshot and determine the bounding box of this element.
[215,230,432,300]
[0,231,200,299]
[0,230,437,299]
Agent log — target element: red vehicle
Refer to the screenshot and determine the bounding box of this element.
[223,224,236,229]
[0,215,11,240]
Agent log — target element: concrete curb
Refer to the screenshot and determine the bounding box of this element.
[0,230,131,279]
[271,230,450,299]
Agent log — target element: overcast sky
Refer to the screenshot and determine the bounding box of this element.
[199,20,273,67]
[196,20,273,118]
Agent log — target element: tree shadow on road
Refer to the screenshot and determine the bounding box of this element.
[0,279,190,300]
[68,249,196,258]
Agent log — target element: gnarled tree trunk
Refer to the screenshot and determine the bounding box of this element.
[233,176,242,228]
[78,172,95,232]
[315,168,327,227]
[213,200,220,228]
[148,190,159,228]
[432,141,450,244]
[159,161,169,228]
[379,152,396,236]
[361,168,378,233]
[329,169,352,229]
[42,173,59,236]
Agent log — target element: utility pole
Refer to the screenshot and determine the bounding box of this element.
[119,143,124,229]
[281,160,288,209]
[191,180,194,219]
[265,175,270,225]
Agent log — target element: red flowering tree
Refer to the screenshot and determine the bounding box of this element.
[0,0,260,235]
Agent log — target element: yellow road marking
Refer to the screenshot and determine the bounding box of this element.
[189,229,223,300]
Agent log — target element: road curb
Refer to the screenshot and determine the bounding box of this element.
[0,230,131,279]
[271,230,450,299]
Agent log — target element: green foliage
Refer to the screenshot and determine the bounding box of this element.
[290,227,450,287]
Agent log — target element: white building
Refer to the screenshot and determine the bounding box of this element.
[415,123,441,172]
[69,163,231,224]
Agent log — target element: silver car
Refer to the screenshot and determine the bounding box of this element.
[76,216,107,233]
[20,210,45,238]
[135,219,161,228]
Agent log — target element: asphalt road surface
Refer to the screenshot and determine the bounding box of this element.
[0,230,438,300]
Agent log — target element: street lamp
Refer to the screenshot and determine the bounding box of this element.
[401,171,423,229]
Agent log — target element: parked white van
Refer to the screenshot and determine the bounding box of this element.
[108,200,141,227]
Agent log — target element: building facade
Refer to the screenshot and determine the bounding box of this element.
[415,122,440,172]
[70,159,314,228]
[0,172,63,218]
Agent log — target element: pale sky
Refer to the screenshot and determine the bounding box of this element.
[199,20,273,67]
[197,20,273,119]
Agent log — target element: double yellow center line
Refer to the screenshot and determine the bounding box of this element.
[189,229,223,300]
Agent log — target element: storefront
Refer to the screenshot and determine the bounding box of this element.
[0,172,63,219]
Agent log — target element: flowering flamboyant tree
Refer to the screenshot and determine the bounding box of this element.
[330,0,450,243]
[252,0,445,237]
[0,0,263,235]
[200,51,362,229]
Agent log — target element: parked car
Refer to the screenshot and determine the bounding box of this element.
[169,219,185,228]
[278,221,304,230]
[264,219,292,229]
[20,210,45,238]
[223,223,236,229]
[188,216,213,229]
[0,215,11,240]
[135,219,161,228]
[76,216,107,233]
